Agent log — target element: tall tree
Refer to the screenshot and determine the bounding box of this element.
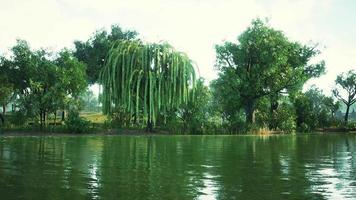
[74,25,138,84]
[0,56,14,117]
[332,70,356,124]
[215,19,325,124]
[54,49,88,121]
[100,40,196,131]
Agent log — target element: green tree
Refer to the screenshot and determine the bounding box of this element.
[80,89,100,112]
[210,70,245,133]
[294,87,334,131]
[255,96,296,133]
[332,70,356,124]
[4,40,52,125]
[323,96,340,119]
[5,40,87,127]
[215,19,325,126]
[74,25,138,84]
[100,40,196,131]
[54,49,88,121]
[0,56,14,117]
[176,78,210,134]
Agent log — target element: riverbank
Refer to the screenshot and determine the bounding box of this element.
[0,127,172,136]
[1,127,355,136]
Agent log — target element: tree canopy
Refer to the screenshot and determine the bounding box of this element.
[333,70,356,123]
[1,40,87,126]
[74,25,138,84]
[214,19,325,124]
[100,40,196,129]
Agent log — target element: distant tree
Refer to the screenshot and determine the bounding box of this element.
[294,87,334,131]
[215,19,325,126]
[323,97,340,118]
[74,25,138,84]
[80,89,99,112]
[332,70,356,124]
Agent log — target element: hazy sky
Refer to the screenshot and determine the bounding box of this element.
[0,0,355,95]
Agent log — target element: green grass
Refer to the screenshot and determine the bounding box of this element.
[80,112,107,123]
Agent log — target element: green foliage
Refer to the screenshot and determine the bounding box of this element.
[214,18,324,124]
[0,59,13,109]
[3,40,87,127]
[346,121,356,130]
[100,40,196,128]
[255,98,296,133]
[274,103,296,133]
[74,25,138,84]
[80,89,100,112]
[6,112,28,127]
[332,70,356,123]
[65,110,91,133]
[294,87,337,132]
[164,78,211,134]
[210,70,242,123]
[1,22,351,135]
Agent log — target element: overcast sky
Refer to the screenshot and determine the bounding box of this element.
[0,0,355,95]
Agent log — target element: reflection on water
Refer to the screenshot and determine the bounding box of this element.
[305,150,356,199]
[0,134,355,200]
[197,171,219,200]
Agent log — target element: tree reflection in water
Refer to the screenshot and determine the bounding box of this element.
[0,134,355,200]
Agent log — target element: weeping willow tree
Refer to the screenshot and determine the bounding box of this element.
[99,40,196,130]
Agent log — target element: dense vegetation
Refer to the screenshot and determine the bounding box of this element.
[0,19,355,134]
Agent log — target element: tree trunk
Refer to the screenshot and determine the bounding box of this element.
[146,117,153,132]
[43,111,46,127]
[40,111,43,128]
[269,98,279,130]
[2,104,5,115]
[0,113,4,124]
[54,111,57,125]
[245,100,255,124]
[345,104,350,124]
[61,111,65,121]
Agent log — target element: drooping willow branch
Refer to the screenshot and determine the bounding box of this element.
[99,40,196,126]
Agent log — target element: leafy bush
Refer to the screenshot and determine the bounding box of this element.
[347,121,356,130]
[6,111,28,127]
[65,110,91,133]
[274,103,296,133]
[256,99,296,133]
[298,123,310,133]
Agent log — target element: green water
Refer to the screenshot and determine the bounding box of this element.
[0,135,355,200]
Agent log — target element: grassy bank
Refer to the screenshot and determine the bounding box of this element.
[1,112,355,135]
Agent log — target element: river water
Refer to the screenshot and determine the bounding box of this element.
[0,134,355,199]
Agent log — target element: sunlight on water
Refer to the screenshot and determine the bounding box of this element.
[197,173,218,200]
[305,151,356,199]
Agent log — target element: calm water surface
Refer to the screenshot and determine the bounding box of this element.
[0,134,355,200]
